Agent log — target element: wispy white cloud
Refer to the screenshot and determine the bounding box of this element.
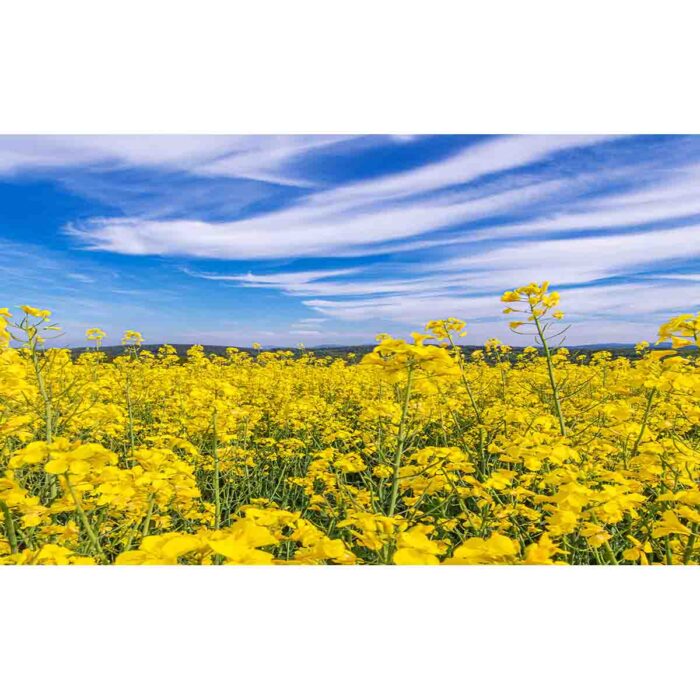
[65,136,623,260]
[187,267,365,286]
[192,135,355,186]
[289,329,323,337]
[305,134,615,207]
[295,317,327,325]
[277,223,700,342]
[67,177,572,259]
[475,188,700,239]
[437,224,700,289]
[203,224,700,301]
[303,279,700,344]
[648,272,700,282]
[220,268,469,297]
[0,135,357,186]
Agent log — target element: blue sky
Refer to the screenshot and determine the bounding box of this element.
[0,134,699,347]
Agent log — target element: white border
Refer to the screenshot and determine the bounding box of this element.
[1,567,698,699]
[2,2,700,697]
[1,1,700,133]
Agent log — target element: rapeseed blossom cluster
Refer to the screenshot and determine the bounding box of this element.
[0,284,699,565]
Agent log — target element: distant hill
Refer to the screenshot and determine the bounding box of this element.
[70,343,377,361]
[65,341,683,364]
[569,343,635,349]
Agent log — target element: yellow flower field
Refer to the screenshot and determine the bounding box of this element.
[1,283,699,565]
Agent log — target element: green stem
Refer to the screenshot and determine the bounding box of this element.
[591,514,617,565]
[447,335,487,473]
[631,387,656,457]
[64,474,108,563]
[0,499,18,554]
[447,336,482,423]
[212,408,221,529]
[142,494,155,537]
[602,538,618,565]
[388,365,413,517]
[29,339,57,501]
[532,308,567,436]
[30,347,53,444]
[682,524,698,565]
[125,376,136,462]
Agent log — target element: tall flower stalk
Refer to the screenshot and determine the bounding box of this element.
[502,282,568,437]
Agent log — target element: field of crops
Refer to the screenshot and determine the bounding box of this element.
[1,282,698,565]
